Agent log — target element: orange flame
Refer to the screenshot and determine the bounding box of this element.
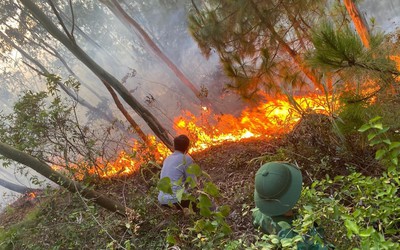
[175,94,333,152]
[27,192,36,199]
[52,94,336,178]
[50,55,400,179]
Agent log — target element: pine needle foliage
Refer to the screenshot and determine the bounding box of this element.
[308,21,398,76]
[188,0,328,99]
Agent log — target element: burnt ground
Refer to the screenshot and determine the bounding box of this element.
[0,114,384,247]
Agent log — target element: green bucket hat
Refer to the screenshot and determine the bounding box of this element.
[254,162,302,216]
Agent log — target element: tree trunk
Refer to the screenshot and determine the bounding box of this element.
[249,0,323,91]
[102,80,150,144]
[0,31,108,115]
[343,0,370,48]
[101,0,217,110]
[20,0,174,150]
[0,177,39,194]
[18,32,142,139]
[0,141,127,216]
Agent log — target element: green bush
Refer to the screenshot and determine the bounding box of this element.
[157,164,232,249]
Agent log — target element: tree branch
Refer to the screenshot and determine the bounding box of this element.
[46,0,76,43]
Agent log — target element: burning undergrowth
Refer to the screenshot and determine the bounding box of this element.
[2,90,393,249]
[48,93,335,181]
[0,108,387,249]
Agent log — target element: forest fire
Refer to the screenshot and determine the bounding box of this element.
[78,93,333,178]
[174,93,333,152]
[27,192,36,200]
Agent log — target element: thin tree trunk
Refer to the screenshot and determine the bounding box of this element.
[0,141,127,216]
[343,0,370,48]
[58,10,127,67]
[20,0,174,150]
[5,18,106,101]
[0,31,81,101]
[102,80,149,144]
[0,177,39,194]
[101,0,217,110]
[282,4,309,51]
[14,30,142,139]
[249,0,323,91]
[0,31,120,125]
[35,37,149,143]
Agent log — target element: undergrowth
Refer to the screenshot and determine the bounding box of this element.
[1,113,400,249]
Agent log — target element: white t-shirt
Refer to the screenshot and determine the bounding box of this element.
[158,151,195,204]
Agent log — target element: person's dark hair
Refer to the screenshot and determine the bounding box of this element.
[174,135,190,152]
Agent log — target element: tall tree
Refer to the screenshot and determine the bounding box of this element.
[0,30,109,119]
[343,0,370,48]
[2,8,148,142]
[100,0,218,110]
[188,0,328,99]
[19,0,173,150]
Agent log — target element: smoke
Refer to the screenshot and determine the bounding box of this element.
[358,0,400,33]
[64,0,238,131]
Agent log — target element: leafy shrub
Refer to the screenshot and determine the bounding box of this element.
[295,170,400,249]
[157,164,231,249]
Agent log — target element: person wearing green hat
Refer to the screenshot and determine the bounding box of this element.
[252,162,332,249]
[252,161,302,234]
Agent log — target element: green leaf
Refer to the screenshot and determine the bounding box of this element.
[369,116,382,123]
[391,156,398,166]
[157,177,173,194]
[176,188,184,202]
[303,205,313,211]
[367,133,377,141]
[352,209,361,218]
[166,234,176,244]
[369,138,383,146]
[187,164,202,176]
[198,194,212,208]
[194,219,206,231]
[375,149,386,160]
[270,236,280,244]
[372,123,383,130]
[388,165,396,173]
[377,127,390,135]
[280,238,293,247]
[277,221,291,230]
[200,207,212,217]
[175,178,183,186]
[218,205,230,217]
[220,222,232,234]
[204,182,220,197]
[345,219,359,234]
[358,124,371,132]
[359,227,374,237]
[382,139,391,145]
[389,142,400,150]
[185,176,197,188]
